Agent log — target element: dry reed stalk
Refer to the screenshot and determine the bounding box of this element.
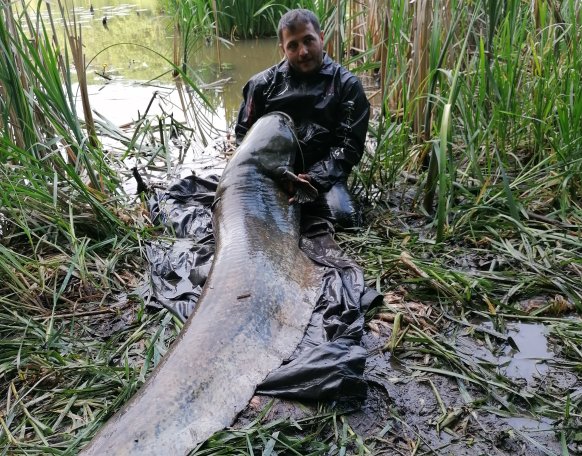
[19,0,35,40]
[44,2,67,78]
[173,22,180,76]
[174,77,192,129]
[4,3,27,97]
[349,0,365,57]
[56,0,99,153]
[336,0,342,62]
[367,0,383,61]
[532,0,564,30]
[532,0,541,30]
[380,18,388,109]
[211,0,221,69]
[409,0,432,142]
[366,0,390,108]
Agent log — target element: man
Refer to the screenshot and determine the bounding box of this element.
[235,9,370,228]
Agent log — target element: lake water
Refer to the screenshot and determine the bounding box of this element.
[41,0,281,127]
[30,0,284,188]
[33,0,376,189]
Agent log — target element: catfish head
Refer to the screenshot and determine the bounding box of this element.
[254,111,318,205]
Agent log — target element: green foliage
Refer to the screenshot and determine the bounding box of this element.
[214,0,327,39]
[161,0,331,41]
[358,1,581,242]
[0,4,144,294]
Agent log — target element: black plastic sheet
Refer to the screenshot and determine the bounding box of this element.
[144,175,218,318]
[143,174,382,400]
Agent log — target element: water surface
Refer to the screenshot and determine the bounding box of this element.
[42,0,281,127]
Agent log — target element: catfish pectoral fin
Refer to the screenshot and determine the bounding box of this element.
[283,171,318,204]
[291,181,318,204]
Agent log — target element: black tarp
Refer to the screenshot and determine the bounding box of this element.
[142,174,382,400]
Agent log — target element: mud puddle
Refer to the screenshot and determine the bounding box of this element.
[495,322,553,382]
[455,321,554,384]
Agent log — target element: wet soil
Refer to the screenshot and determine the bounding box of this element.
[354,321,565,456]
[231,294,580,455]
[130,168,580,456]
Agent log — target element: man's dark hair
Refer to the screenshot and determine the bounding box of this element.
[277,9,321,42]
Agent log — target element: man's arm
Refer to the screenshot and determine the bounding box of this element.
[306,75,370,191]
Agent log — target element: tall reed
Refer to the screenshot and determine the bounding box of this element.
[162,0,325,42]
[0,1,147,317]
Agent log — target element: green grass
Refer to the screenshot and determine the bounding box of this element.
[161,0,325,40]
[0,4,163,452]
[1,0,581,454]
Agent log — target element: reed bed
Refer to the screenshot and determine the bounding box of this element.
[1,0,581,454]
[161,0,324,40]
[0,3,176,453]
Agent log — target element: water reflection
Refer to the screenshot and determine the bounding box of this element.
[34,0,283,192]
[455,321,553,384]
[189,39,281,126]
[45,0,281,127]
[500,322,553,381]
[43,0,171,83]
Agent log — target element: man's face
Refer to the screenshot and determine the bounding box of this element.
[279,22,324,76]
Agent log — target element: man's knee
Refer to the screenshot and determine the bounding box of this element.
[303,181,361,228]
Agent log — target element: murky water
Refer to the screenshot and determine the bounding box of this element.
[501,322,553,380]
[41,0,281,127]
[32,0,284,191]
[456,321,554,384]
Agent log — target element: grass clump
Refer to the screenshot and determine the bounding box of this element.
[0,3,176,453]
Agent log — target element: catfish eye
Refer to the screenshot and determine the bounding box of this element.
[274,166,288,176]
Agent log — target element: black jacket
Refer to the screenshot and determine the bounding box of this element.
[235,53,370,191]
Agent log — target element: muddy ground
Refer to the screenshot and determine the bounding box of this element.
[132,174,580,456]
[230,295,580,456]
